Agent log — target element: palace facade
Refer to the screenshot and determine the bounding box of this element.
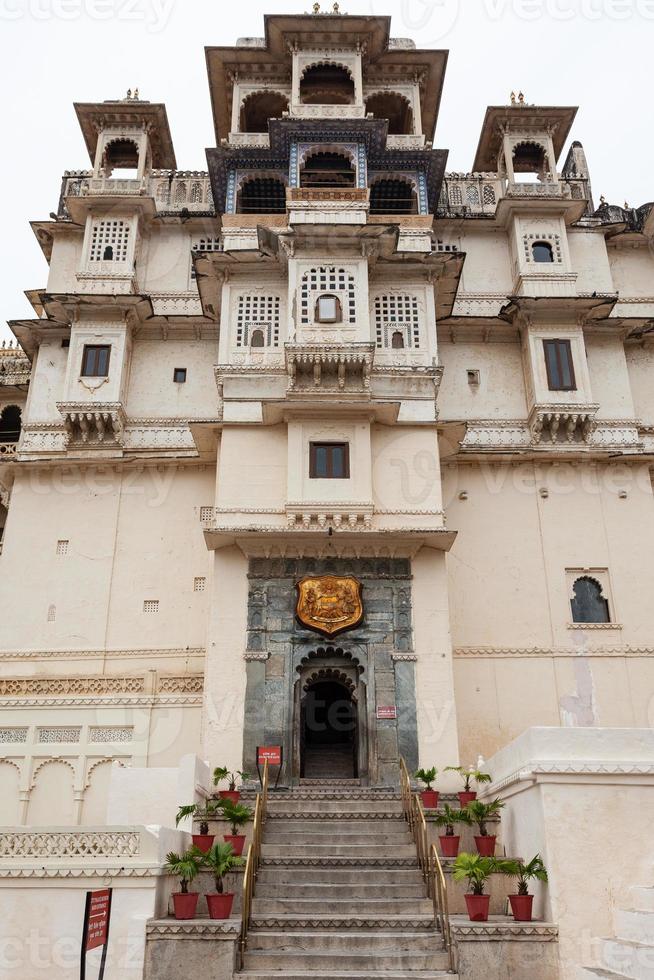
[0,10,653,979]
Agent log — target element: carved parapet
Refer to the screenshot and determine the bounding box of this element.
[0,343,31,386]
[528,403,599,445]
[285,342,375,393]
[286,502,374,531]
[57,402,126,447]
[0,443,17,457]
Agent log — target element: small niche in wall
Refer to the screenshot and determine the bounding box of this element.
[173,368,187,384]
[467,369,480,386]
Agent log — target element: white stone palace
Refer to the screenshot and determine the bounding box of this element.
[0,8,653,980]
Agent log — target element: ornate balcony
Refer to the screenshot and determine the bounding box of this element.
[58,171,214,218]
[285,342,375,394]
[57,402,126,447]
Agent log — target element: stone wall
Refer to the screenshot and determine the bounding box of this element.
[242,556,419,786]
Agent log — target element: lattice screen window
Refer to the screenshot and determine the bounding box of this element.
[89,219,130,263]
[300,267,356,325]
[523,232,563,264]
[37,728,81,743]
[199,506,214,524]
[235,295,281,348]
[143,600,159,614]
[373,294,421,350]
[0,728,28,743]
[190,236,223,280]
[89,727,133,743]
[194,577,206,592]
[56,539,69,556]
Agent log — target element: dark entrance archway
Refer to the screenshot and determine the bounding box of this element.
[301,678,358,780]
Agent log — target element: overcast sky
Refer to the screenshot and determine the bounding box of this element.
[1,0,652,341]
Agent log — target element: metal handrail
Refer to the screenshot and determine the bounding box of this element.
[239,760,269,969]
[399,758,454,973]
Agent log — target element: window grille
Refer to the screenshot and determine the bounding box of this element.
[235,295,281,347]
[373,294,420,349]
[56,540,69,556]
[89,219,130,263]
[143,600,159,614]
[301,267,356,325]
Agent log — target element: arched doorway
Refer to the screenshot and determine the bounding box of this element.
[301,677,358,780]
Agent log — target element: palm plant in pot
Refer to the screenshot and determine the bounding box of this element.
[445,766,492,807]
[175,800,220,853]
[415,767,439,809]
[213,766,249,804]
[433,804,472,858]
[465,798,504,856]
[452,852,498,922]
[196,841,245,920]
[502,854,548,921]
[164,849,202,920]
[218,798,252,856]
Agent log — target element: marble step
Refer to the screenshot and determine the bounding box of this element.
[615,909,654,945]
[262,843,417,859]
[246,928,441,952]
[255,882,427,899]
[599,936,654,980]
[252,898,434,916]
[249,915,435,931]
[266,804,404,819]
[267,818,405,832]
[264,831,413,846]
[242,950,447,972]
[260,855,419,868]
[257,867,424,885]
[238,972,454,980]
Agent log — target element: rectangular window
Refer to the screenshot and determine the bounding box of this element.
[173,368,187,383]
[310,442,350,479]
[543,339,576,391]
[81,344,111,378]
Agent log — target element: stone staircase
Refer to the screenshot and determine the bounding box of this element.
[579,885,654,979]
[237,784,456,979]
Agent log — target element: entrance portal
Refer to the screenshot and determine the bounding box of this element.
[301,679,358,780]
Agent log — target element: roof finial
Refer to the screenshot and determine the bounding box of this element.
[312,2,320,12]
[510,91,517,105]
[518,91,525,104]
[599,194,606,205]
[333,1,341,12]
[126,88,132,99]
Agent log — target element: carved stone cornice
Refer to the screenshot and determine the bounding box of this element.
[454,645,651,658]
[452,922,558,942]
[57,402,126,447]
[0,647,205,662]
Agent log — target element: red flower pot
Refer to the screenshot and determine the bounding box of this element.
[510,894,534,922]
[420,790,439,810]
[475,835,496,857]
[459,791,477,807]
[219,790,240,804]
[223,834,246,856]
[191,834,215,852]
[206,893,234,920]
[172,892,199,920]
[439,835,460,858]
[465,894,490,922]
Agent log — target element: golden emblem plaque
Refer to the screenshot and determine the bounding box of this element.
[296,575,364,637]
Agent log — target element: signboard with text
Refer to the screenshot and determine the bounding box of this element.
[257,745,282,766]
[81,888,112,980]
[376,705,397,720]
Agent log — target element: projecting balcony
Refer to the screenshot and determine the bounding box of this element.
[285,342,375,396]
[58,171,214,219]
[438,174,590,221]
[57,402,126,448]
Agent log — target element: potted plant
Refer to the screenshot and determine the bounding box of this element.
[218,798,252,856]
[197,841,245,919]
[213,766,249,804]
[433,804,472,858]
[445,766,492,807]
[175,800,219,853]
[415,767,439,809]
[503,854,548,921]
[465,798,504,856]
[164,849,202,920]
[452,852,498,922]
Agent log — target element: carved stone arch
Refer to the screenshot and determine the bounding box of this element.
[364,90,414,135]
[31,757,76,788]
[240,89,289,133]
[299,61,356,106]
[369,173,419,215]
[0,758,21,776]
[101,136,140,174]
[299,59,355,81]
[84,757,126,789]
[511,139,551,177]
[297,645,363,675]
[303,668,357,699]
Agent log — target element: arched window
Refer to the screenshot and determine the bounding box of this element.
[240,92,289,133]
[512,141,549,183]
[300,64,355,105]
[0,405,22,444]
[250,329,265,348]
[103,245,114,261]
[237,177,286,214]
[102,138,140,178]
[391,330,405,349]
[532,241,554,263]
[369,178,418,215]
[570,576,610,624]
[300,151,355,190]
[365,93,414,135]
[315,295,342,324]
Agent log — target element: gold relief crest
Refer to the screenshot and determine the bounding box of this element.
[296,575,364,637]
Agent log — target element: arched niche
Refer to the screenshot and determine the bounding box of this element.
[300,62,355,105]
[365,91,414,135]
[240,91,289,133]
